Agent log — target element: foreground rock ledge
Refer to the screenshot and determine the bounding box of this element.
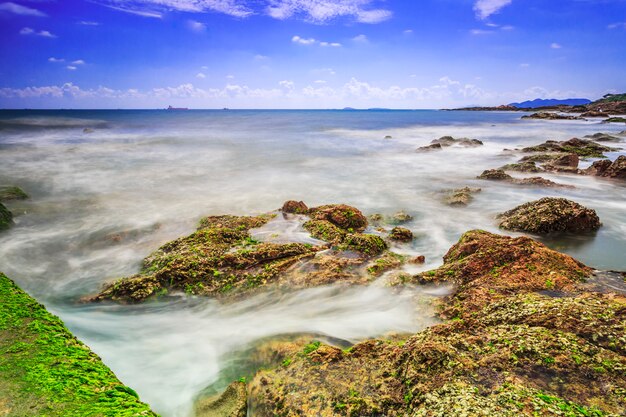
[248,231,625,417]
[0,273,157,416]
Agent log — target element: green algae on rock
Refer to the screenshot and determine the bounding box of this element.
[521,138,617,158]
[0,202,13,231]
[388,226,413,242]
[0,186,28,201]
[249,231,625,417]
[195,381,247,417]
[0,273,158,417]
[498,197,601,234]
[92,214,322,302]
[443,187,481,206]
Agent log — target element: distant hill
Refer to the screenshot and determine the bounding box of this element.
[509,98,591,108]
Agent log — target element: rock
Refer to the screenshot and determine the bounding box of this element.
[443,187,481,206]
[584,132,621,142]
[551,153,579,167]
[584,155,626,179]
[0,202,13,231]
[499,161,543,173]
[498,197,601,234]
[368,213,384,224]
[580,111,607,117]
[409,255,425,264]
[303,218,387,256]
[417,136,483,151]
[0,186,28,201]
[389,227,413,242]
[416,143,442,152]
[250,232,625,417]
[82,128,95,134]
[384,135,392,139]
[309,204,367,232]
[280,200,308,214]
[521,112,584,120]
[391,211,413,224]
[603,117,626,123]
[510,177,573,188]
[366,251,405,276]
[91,214,322,302]
[522,137,617,158]
[195,381,247,417]
[477,169,513,180]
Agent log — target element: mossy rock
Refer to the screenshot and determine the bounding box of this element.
[499,161,544,173]
[0,273,158,416]
[195,381,247,417]
[308,204,368,232]
[521,138,617,158]
[477,169,513,181]
[0,186,28,201]
[0,202,13,231]
[498,197,601,234]
[338,233,387,256]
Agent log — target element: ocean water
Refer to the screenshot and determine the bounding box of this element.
[0,109,625,416]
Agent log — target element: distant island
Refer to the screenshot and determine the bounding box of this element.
[166,105,189,111]
[449,93,626,117]
[508,98,591,108]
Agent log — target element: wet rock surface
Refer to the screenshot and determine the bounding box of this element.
[249,231,626,417]
[498,197,601,234]
[281,200,308,214]
[584,132,622,142]
[195,381,247,417]
[477,170,571,188]
[417,136,483,151]
[443,187,481,206]
[584,155,626,179]
[521,112,584,120]
[389,226,413,241]
[521,138,617,158]
[0,186,28,201]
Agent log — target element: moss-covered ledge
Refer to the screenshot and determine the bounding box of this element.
[0,273,158,416]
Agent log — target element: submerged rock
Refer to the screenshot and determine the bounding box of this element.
[521,112,584,120]
[584,155,626,179]
[0,202,13,231]
[603,117,626,123]
[584,132,622,142]
[443,187,481,206]
[417,136,483,151]
[389,226,413,242]
[0,186,28,201]
[195,381,247,417]
[498,197,601,234]
[499,161,544,173]
[477,169,512,180]
[521,138,617,158]
[249,231,625,417]
[391,211,413,224]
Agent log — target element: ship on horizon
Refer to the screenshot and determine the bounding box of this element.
[166,105,189,110]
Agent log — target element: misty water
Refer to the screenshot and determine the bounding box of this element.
[0,109,625,416]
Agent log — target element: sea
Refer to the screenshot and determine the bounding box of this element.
[0,109,625,416]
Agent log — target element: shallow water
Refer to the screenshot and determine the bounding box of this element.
[0,109,625,416]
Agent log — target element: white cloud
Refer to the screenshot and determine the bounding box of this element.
[0,2,46,17]
[352,34,368,43]
[608,22,626,29]
[187,19,206,32]
[67,66,77,70]
[196,72,206,79]
[470,29,494,35]
[279,80,294,90]
[201,65,209,70]
[96,0,251,18]
[473,0,512,20]
[319,41,341,47]
[72,59,86,65]
[314,79,326,84]
[520,63,530,67]
[226,74,235,79]
[501,25,514,30]
[78,20,100,26]
[550,42,562,49]
[266,0,391,23]
[48,57,64,63]
[292,35,316,45]
[20,27,56,38]
[403,29,413,35]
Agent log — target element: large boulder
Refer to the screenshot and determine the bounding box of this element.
[521,138,616,158]
[498,197,601,234]
[281,200,308,214]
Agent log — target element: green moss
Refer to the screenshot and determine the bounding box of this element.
[0,202,13,231]
[0,186,29,201]
[603,117,626,123]
[0,273,158,416]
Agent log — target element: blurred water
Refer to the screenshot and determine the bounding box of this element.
[0,109,624,416]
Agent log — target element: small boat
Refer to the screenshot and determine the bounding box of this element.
[166,105,189,111]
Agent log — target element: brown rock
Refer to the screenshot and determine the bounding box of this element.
[585,155,626,179]
[195,381,247,417]
[389,227,413,242]
[477,169,513,180]
[309,204,368,232]
[281,200,308,214]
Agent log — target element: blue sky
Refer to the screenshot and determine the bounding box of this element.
[0,0,625,108]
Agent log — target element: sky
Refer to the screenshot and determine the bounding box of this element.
[0,0,625,109]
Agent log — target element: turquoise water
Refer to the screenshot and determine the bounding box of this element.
[1,110,625,416]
